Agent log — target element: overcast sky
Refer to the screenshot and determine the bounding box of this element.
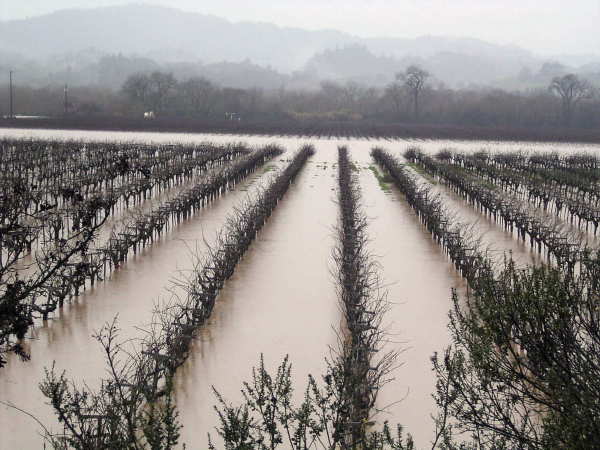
[1,0,599,55]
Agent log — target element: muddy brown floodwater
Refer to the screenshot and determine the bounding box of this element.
[348,141,543,446]
[0,151,280,449]
[407,166,544,268]
[354,156,466,446]
[1,128,599,449]
[173,148,340,447]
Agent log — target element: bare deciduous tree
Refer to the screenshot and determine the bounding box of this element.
[549,73,592,126]
[122,71,177,113]
[178,77,217,117]
[399,66,430,120]
[385,80,404,118]
[122,73,152,110]
[148,71,177,113]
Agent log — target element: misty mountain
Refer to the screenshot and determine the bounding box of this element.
[304,46,404,85]
[0,51,291,91]
[1,4,598,89]
[0,4,349,72]
[303,45,537,88]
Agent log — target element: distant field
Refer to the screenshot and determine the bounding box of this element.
[3,116,600,144]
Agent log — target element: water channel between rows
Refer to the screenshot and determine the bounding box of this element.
[0,141,285,449]
[1,128,600,449]
[349,142,542,445]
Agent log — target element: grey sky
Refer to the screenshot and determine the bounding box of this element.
[1,0,599,55]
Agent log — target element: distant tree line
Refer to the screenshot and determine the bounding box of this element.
[2,68,599,129]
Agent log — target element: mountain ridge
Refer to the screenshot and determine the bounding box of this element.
[1,4,598,89]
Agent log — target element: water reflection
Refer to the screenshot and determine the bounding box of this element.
[1,128,599,448]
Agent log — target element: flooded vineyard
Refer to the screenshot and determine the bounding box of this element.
[1,128,600,448]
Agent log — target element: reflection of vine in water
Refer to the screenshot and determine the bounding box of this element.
[431,148,600,235]
[405,148,585,272]
[40,145,316,448]
[0,143,279,366]
[207,146,412,449]
[374,147,600,449]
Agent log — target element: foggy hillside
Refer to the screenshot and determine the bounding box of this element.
[0,4,349,71]
[1,4,598,90]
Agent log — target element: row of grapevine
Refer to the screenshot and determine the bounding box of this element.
[404,148,582,269]
[40,146,315,448]
[373,147,600,448]
[0,142,278,365]
[434,149,600,232]
[335,146,398,446]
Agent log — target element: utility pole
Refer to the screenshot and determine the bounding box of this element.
[9,71,14,119]
[64,84,69,115]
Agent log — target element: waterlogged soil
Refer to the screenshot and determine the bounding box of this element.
[1,128,600,449]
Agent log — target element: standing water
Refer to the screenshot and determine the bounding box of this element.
[1,128,599,448]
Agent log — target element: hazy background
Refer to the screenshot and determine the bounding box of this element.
[2,0,599,56]
[1,1,599,128]
[1,1,600,90]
